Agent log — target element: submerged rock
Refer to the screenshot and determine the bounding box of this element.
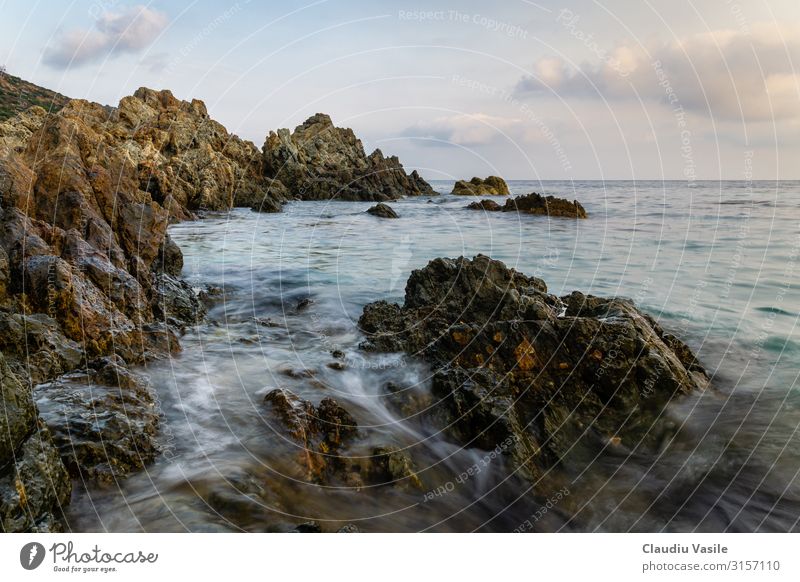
[366,202,399,219]
[359,255,707,483]
[262,113,435,201]
[451,176,510,196]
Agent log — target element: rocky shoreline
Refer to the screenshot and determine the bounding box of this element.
[0,87,434,531]
[0,86,703,532]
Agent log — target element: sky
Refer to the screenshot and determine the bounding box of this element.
[1,0,799,180]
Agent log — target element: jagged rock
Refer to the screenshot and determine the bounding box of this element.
[0,313,84,385]
[0,105,48,151]
[35,359,160,484]
[262,113,435,201]
[451,176,509,196]
[359,255,708,482]
[248,179,289,213]
[467,192,588,218]
[0,354,71,532]
[466,199,502,211]
[366,203,399,219]
[504,192,587,218]
[465,193,587,218]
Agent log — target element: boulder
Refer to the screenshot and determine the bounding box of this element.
[262,113,435,201]
[366,203,399,219]
[451,176,510,196]
[359,255,708,483]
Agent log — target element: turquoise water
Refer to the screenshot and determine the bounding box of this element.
[66,180,800,532]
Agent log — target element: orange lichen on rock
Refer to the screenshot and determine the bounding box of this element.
[514,338,538,371]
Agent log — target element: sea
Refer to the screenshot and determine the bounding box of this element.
[64,180,800,532]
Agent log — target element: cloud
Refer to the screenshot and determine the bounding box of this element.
[44,5,168,68]
[517,22,800,122]
[402,113,525,146]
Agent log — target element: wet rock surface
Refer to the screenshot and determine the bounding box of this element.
[35,358,161,484]
[263,388,422,490]
[451,176,509,196]
[366,202,399,219]
[0,354,71,532]
[262,113,435,201]
[359,255,708,483]
[466,192,588,218]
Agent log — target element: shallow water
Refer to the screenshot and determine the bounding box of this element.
[65,180,800,532]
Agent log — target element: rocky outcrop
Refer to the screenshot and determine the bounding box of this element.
[451,176,509,196]
[507,192,587,218]
[466,192,587,218]
[0,87,256,527]
[359,255,707,484]
[262,113,435,201]
[366,202,399,219]
[115,87,279,213]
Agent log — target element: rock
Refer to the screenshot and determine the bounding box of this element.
[503,192,587,218]
[0,354,71,532]
[152,273,207,327]
[336,523,361,533]
[359,255,708,482]
[263,389,358,482]
[262,388,424,490]
[451,176,510,196]
[0,106,48,151]
[0,312,84,385]
[155,234,184,277]
[0,423,72,532]
[35,360,161,484]
[367,446,423,491]
[262,113,435,201]
[466,199,502,211]
[366,203,399,219]
[0,354,37,465]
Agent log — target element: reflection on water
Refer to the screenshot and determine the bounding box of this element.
[65,181,800,532]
